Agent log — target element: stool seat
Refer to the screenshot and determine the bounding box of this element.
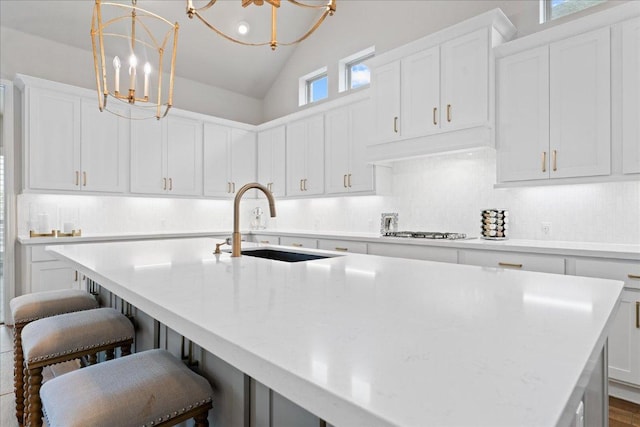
[22,307,134,365]
[10,289,98,325]
[41,349,214,427]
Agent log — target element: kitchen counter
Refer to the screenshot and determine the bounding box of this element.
[48,238,624,427]
[16,230,231,245]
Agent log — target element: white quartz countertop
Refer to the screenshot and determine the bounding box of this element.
[48,238,624,427]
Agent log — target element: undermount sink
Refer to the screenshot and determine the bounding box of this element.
[241,249,336,263]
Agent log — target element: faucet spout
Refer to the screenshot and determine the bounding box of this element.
[232,183,276,257]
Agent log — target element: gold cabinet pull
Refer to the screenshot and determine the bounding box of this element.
[82,171,87,186]
[75,171,80,186]
[303,179,307,191]
[74,271,78,282]
[447,104,452,122]
[335,247,348,252]
[232,182,235,193]
[393,116,399,133]
[348,174,352,188]
[636,301,639,329]
[542,152,547,173]
[260,240,270,244]
[292,243,303,247]
[343,174,348,188]
[169,178,173,191]
[629,274,640,280]
[552,150,557,172]
[300,179,304,191]
[433,107,438,125]
[228,182,232,193]
[498,262,523,269]
[163,177,167,190]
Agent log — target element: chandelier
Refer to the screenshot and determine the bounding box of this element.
[91,0,179,120]
[186,0,336,51]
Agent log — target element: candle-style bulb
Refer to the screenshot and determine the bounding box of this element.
[143,62,151,99]
[113,56,121,70]
[144,62,151,75]
[129,54,138,70]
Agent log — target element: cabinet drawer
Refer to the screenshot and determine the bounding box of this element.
[252,235,280,245]
[459,250,565,274]
[367,243,458,264]
[317,239,367,254]
[575,258,640,290]
[31,246,59,262]
[280,236,317,249]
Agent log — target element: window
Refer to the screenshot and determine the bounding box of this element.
[540,0,606,23]
[299,67,328,106]
[339,46,375,93]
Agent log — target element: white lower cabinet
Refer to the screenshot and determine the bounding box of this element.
[317,239,367,254]
[575,258,640,392]
[279,236,317,249]
[27,246,82,293]
[458,250,565,274]
[367,243,458,263]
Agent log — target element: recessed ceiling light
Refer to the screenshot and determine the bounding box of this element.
[237,21,250,36]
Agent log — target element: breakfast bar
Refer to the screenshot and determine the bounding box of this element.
[47,237,624,427]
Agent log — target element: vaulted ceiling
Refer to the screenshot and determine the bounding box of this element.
[0,0,332,99]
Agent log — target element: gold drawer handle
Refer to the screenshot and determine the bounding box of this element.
[291,243,303,247]
[335,247,348,252]
[260,240,270,244]
[628,274,640,280]
[542,152,547,173]
[498,262,522,269]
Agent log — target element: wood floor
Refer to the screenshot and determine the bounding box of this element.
[1,324,639,426]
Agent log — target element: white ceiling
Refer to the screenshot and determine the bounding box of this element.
[0,0,332,99]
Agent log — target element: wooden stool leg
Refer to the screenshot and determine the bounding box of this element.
[105,348,115,361]
[26,366,43,427]
[194,410,209,427]
[13,324,25,424]
[121,343,132,357]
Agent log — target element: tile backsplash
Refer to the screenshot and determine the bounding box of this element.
[18,149,640,244]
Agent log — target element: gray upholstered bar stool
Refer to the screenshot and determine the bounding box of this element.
[9,289,98,424]
[21,307,135,427]
[41,348,214,427]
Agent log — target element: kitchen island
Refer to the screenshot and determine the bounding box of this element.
[48,237,624,427]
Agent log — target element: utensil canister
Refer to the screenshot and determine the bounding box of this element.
[481,209,509,240]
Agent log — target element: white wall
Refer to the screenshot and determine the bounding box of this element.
[0,27,264,125]
[262,0,630,121]
[18,150,640,244]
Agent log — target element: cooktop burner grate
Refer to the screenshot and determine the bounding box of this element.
[382,231,468,240]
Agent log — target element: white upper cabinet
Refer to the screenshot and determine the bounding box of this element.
[440,28,489,130]
[24,83,127,193]
[203,122,256,198]
[549,27,610,179]
[257,126,286,197]
[131,114,202,196]
[286,115,324,196]
[371,30,489,145]
[325,100,374,194]
[497,27,611,182]
[622,16,640,174]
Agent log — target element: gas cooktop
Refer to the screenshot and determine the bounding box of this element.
[382,231,468,240]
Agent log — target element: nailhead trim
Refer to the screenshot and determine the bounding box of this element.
[139,399,212,427]
[27,335,134,363]
[14,306,96,326]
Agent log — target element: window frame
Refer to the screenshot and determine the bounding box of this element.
[298,66,328,106]
[339,46,375,93]
[540,0,607,23]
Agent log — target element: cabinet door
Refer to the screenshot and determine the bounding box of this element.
[28,87,81,190]
[257,126,286,197]
[371,61,401,144]
[401,46,440,137]
[230,129,257,193]
[203,123,232,197]
[30,262,80,293]
[497,46,550,182]
[348,100,374,193]
[441,28,489,130]
[550,27,611,179]
[166,115,202,196]
[622,17,640,174]
[130,119,166,194]
[286,120,307,196]
[607,289,640,385]
[80,99,127,193]
[303,115,325,195]
[325,106,351,194]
